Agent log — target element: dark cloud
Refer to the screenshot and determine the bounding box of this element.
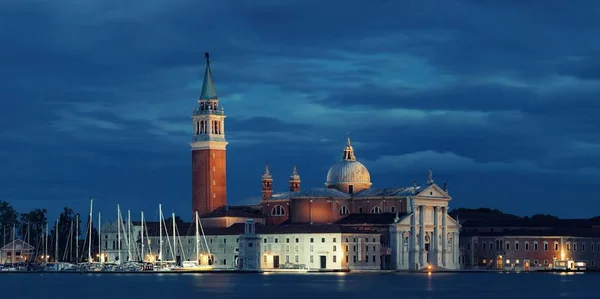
[2,0,600,219]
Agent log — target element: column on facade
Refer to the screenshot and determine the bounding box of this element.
[220,120,224,135]
[410,211,417,270]
[442,206,447,267]
[433,206,439,267]
[419,205,426,267]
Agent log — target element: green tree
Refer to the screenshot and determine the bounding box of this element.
[0,200,20,247]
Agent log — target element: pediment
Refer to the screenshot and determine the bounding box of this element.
[416,183,451,200]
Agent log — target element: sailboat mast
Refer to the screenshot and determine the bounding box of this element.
[127,210,131,261]
[44,224,48,265]
[55,219,58,263]
[195,211,199,263]
[117,204,121,263]
[11,225,15,265]
[98,212,101,263]
[75,214,79,263]
[172,212,176,262]
[159,204,162,264]
[141,211,145,262]
[88,199,93,263]
[198,214,211,260]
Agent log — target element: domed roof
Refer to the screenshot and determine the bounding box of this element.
[325,138,372,187]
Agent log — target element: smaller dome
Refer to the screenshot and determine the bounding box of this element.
[325,137,372,193]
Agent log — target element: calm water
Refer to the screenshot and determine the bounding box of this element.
[0,272,597,298]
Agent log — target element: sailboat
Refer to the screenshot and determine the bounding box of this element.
[175,211,213,272]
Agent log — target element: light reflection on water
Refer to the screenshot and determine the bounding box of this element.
[0,272,598,299]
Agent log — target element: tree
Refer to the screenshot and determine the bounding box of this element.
[165,215,184,224]
[0,200,20,247]
[19,208,47,258]
[49,207,80,263]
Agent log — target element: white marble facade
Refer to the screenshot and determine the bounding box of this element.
[390,184,461,270]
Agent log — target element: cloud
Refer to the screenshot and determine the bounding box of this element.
[2,0,600,219]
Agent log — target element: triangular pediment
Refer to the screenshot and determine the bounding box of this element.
[416,183,451,200]
[1,239,34,251]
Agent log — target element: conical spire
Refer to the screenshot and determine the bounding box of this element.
[199,52,218,100]
[290,164,300,180]
[342,137,356,161]
[262,164,272,180]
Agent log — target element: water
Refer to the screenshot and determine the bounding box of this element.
[0,272,597,298]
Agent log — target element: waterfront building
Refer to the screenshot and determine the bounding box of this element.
[100,220,380,271]
[456,210,600,270]
[0,239,34,264]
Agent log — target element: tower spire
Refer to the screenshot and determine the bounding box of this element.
[289,164,301,192]
[261,163,273,200]
[200,52,218,100]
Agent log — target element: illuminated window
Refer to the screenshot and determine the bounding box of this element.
[506,259,510,264]
[271,205,285,216]
[340,206,349,215]
[371,206,383,214]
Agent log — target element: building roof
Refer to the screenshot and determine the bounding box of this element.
[1,239,34,251]
[461,228,600,238]
[326,138,371,187]
[335,213,402,225]
[202,205,263,219]
[142,222,377,237]
[270,186,425,200]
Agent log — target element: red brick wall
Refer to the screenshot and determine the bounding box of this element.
[192,149,227,217]
[262,200,290,225]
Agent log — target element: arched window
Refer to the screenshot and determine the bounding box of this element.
[340,206,349,215]
[390,206,396,213]
[271,205,285,216]
[371,206,382,214]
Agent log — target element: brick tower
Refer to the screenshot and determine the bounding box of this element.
[261,165,273,201]
[191,52,228,217]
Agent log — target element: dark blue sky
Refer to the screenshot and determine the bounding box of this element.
[1,0,600,221]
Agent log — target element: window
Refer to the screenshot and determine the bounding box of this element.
[554,242,559,251]
[582,243,586,252]
[333,238,337,242]
[371,206,383,214]
[275,238,279,243]
[310,238,314,243]
[346,255,349,263]
[321,238,325,243]
[249,243,253,247]
[285,255,289,263]
[310,245,313,252]
[366,246,369,252]
[515,242,519,251]
[295,245,299,252]
[333,246,337,252]
[373,245,376,251]
[310,256,314,263]
[366,255,369,262]
[223,259,227,265]
[271,205,285,216]
[295,255,299,263]
[285,245,289,252]
[525,242,530,251]
[333,256,337,263]
[372,238,376,242]
[263,256,267,263]
[358,207,363,213]
[263,238,267,243]
[534,242,538,251]
[506,242,510,250]
[353,255,357,262]
[340,206,349,215]
[349,185,354,194]
[574,243,577,251]
[345,245,349,252]
[286,238,290,243]
[567,242,571,251]
[489,242,494,250]
[483,243,486,250]
[295,238,299,243]
[391,206,396,213]
[544,242,548,251]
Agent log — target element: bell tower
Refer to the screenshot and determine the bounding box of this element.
[261,165,273,201]
[191,52,228,217]
[289,164,300,192]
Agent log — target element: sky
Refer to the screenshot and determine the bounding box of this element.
[1,0,600,222]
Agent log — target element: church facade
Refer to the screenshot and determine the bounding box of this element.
[189,53,461,271]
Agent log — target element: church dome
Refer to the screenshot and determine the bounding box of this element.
[325,138,372,194]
